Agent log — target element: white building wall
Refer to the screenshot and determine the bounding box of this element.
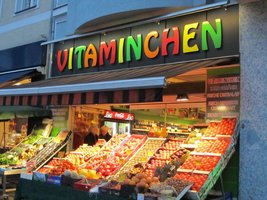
[0,0,53,50]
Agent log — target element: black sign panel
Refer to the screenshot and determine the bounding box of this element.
[0,41,46,73]
[51,5,239,77]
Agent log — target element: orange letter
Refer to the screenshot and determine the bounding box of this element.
[144,31,159,59]
[84,44,97,67]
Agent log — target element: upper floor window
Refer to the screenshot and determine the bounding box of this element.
[15,0,38,14]
[0,0,2,18]
[54,0,68,8]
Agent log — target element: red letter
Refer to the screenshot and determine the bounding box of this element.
[57,49,68,72]
[99,39,116,66]
[161,27,179,56]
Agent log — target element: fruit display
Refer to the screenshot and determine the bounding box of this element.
[97,135,147,178]
[78,168,100,179]
[217,118,237,135]
[101,134,128,151]
[15,121,237,200]
[174,172,209,192]
[144,168,155,176]
[121,172,160,192]
[204,122,220,137]
[115,138,164,178]
[0,153,19,165]
[204,118,237,137]
[73,145,101,155]
[144,139,183,174]
[170,148,190,161]
[180,155,221,172]
[194,139,231,154]
[65,145,102,165]
[65,153,85,166]
[185,131,203,145]
[39,158,78,176]
[38,165,53,174]
[84,152,109,170]
[82,135,128,170]
[21,132,43,145]
[161,139,183,150]
[165,177,193,194]
[154,149,176,159]
[154,160,182,182]
[0,124,56,168]
[0,137,48,166]
[27,131,71,171]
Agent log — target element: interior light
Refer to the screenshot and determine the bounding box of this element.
[13,78,31,86]
[176,93,189,101]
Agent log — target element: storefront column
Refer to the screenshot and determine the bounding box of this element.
[239,1,267,199]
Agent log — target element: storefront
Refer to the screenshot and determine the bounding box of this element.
[0,4,240,200]
[0,41,50,152]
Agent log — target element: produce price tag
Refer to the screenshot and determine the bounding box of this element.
[137,193,144,200]
[170,165,176,171]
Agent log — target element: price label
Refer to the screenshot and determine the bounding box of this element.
[137,193,144,200]
[170,165,176,171]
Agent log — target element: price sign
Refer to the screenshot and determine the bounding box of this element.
[206,67,240,120]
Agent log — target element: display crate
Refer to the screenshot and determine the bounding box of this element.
[113,138,165,180]
[61,175,82,187]
[73,178,101,191]
[30,130,71,171]
[98,180,121,195]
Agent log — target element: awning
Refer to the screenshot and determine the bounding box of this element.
[0,57,238,106]
[0,69,36,84]
[0,106,52,120]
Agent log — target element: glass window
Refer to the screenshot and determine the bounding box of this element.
[53,14,67,39]
[0,0,2,18]
[54,0,68,8]
[15,0,38,13]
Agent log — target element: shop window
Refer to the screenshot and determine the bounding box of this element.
[15,0,38,14]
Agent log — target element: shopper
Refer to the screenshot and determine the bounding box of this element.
[84,125,99,146]
[99,125,112,142]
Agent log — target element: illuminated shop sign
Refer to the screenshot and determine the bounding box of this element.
[104,110,135,121]
[52,5,238,77]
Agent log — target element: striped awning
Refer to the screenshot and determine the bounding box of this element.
[0,88,163,106]
[0,57,238,106]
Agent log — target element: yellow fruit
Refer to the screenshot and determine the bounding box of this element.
[79,168,87,175]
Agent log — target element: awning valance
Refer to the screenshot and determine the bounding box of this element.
[0,57,238,106]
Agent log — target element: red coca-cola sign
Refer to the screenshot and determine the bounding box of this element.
[104,110,135,121]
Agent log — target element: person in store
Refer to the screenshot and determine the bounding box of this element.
[99,125,112,142]
[84,125,99,146]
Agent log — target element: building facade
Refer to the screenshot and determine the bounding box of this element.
[47,0,267,198]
